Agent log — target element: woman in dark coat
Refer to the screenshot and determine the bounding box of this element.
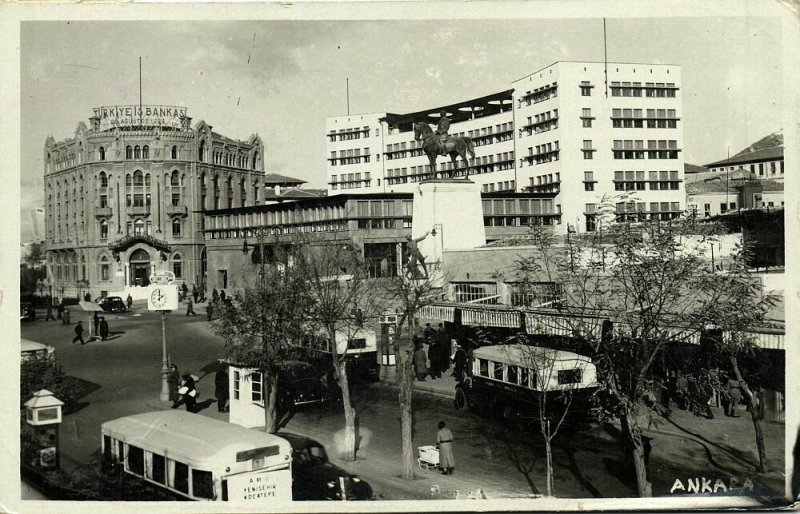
[99,316,109,341]
[436,421,455,475]
[413,340,428,381]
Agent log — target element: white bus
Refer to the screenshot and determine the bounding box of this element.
[101,410,293,502]
[454,344,599,424]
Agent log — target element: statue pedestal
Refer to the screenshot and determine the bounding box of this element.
[411,179,485,282]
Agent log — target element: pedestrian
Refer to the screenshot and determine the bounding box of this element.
[172,374,198,413]
[725,374,742,417]
[428,338,441,379]
[414,339,429,381]
[99,316,109,341]
[215,368,230,412]
[93,311,101,336]
[423,323,435,344]
[84,291,92,302]
[212,288,219,304]
[72,320,85,345]
[62,306,71,325]
[45,299,55,321]
[437,323,450,373]
[206,302,214,321]
[192,285,199,303]
[181,283,189,301]
[436,421,455,475]
[57,300,64,320]
[186,297,197,316]
[168,364,181,403]
[126,294,133,311]
[451,343,467,382]
[219,289,227,303]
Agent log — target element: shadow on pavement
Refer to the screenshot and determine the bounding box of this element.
[63,376,101,414]
[193,399,216,413]
[562,441,603,498]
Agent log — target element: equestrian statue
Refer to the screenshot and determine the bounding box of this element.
[413,111,475,179]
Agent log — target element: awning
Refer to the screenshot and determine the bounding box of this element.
[418,305,455,322]
[462,308,521,328]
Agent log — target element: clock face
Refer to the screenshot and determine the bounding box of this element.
[150,288,167,309]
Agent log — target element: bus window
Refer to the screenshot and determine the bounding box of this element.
[558,368,582,385]
[128,445,144,476]
[192,469,214,499]
[493,362,504,381]
[150,453,166,484]
[478,359,488,377]
[173,460,189,494]
[507,365,518,384]
[520,367,529,387]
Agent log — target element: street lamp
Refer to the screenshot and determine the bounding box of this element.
[160,311,170,401]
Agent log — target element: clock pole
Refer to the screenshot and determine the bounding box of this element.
[159,310,170,402]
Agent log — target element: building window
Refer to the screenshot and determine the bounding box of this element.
[172,218,182,237]
[251,372,263,402]
[142,145,149,159]
[134,145,141,159]
[583,171,595,191]
[99,147,105,161]
[172,254,182,278]
[134,218,145,236]
[100,256,109,280]
[100,219,108,239]
[171,145,178,159]
[233,370,240,400]
[580,81,592,96]
[125,146,132,159]
[704,203,711,217]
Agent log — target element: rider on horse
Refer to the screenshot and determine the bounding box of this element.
[435,111,451,153]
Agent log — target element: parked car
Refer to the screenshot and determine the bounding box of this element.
[20,302,36,321]
[97,296,127,313]
[280,433,372,501]
[276,360,339,411]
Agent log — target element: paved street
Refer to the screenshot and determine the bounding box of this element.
[20,303,786,501]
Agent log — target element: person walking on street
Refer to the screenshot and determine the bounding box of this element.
[126,294,133,311]
[99,316,109,341]
[72,320,85,345]
[93,312,101,336]
[45,300,55,321]
[215,368,230,412]
[436,421,455,475]
[414,339,429,381]
[437,324,450,374]
[725,374,742,417]
[212,289,219,304]
[206,302,214,321]
[428,338,441,379]
[167,364,181,404]
[192,285,198,303]
[181,283,189,302]
[62,306,71,325]
[451,343,467,382]
[186,297,197,316]
[57,300,64,321]
[219,289,227,304]
[172,374,198,413]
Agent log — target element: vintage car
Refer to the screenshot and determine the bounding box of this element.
[279,432,372,501]
[276,360,339,412]
[20,302,36,321]
[97,296,127,313]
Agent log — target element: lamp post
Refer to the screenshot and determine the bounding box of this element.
[160,311,170,401]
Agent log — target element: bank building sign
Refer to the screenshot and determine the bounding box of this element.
[92,105,188,130]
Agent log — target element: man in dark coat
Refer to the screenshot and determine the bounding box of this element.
[206,302,214,321]
[452,343,467,382]
[192,285,199,303]
[99,316,109,341]
[45,299,55,321]
[215,369,230,412]
[186,298,197,316]
[57,300,64,320]
[413,339,428,381]
[212,289,219,304]
[428,338,441,379]
[437,323,450,373]
[93,312,101,336]
[219,289,227,303]
[126,294,133,310]
[72,321,85,345]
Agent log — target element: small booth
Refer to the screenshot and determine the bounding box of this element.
[24,389,64,471]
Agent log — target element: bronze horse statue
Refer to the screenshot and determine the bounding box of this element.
[413,122,475,179]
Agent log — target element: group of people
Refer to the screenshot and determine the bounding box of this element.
[412,322,469,382]
[204,288,229,321]
[656,369,753,419]
[168,363,230,414]
[44,298,70,324]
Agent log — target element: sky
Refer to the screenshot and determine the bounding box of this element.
[19,15,787,242]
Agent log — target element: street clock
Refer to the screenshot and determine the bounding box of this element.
[147,285,179,311]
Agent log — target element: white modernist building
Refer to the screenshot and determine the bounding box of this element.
[325,61,686,234]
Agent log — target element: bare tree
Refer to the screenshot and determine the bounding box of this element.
[299,235,377,461]
[213,233,311,433]
[512,217,774,497]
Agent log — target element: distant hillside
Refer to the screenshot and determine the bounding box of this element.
[733,130,783,157]
[684,163,709,174]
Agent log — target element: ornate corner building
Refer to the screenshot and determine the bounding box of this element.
[43,105,268,299]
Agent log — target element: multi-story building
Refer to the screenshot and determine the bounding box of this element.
[324,61,686,234]
[41,104,296,299]
[705,143,784,182]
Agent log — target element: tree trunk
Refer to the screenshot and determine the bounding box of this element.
[338,362,358,461]
[264,374,279,434]
[397,347,415,480]
[730,356,768,472]
[544,436,554,497]
[620,411,652,497]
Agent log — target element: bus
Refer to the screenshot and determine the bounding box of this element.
[101,410,293,502]
[454,344,599,424]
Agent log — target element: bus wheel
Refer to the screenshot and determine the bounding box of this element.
[454,388,470,412]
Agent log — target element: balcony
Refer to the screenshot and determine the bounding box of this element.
[94,206,113,218]
[165,204,188,217]
[127,206,150,216]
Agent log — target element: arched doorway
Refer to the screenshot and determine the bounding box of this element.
[130,248,151,287]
